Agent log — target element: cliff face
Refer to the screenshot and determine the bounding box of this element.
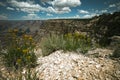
[0,20,43,32]
[90,12,120,46]
[0,12,120,46]
[42,19,90,34]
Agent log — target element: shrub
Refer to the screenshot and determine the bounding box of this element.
[40,34,65,56]
[40,32,92,56]
[112,47,120,58]
[64,32,92,54]
[1,29,37,69]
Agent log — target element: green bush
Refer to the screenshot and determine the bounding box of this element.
[40,32,92,56]
[1,29,37,69]
[40,34,65,56]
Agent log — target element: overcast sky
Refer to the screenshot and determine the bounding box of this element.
[0,0,120,20]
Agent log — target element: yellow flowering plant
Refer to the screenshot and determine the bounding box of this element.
[16,59,22,64]
[1,28,37,69]
[22,49,29,54]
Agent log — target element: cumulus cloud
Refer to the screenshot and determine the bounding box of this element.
[82,15,91,18]
[47,7,71,14]
[51,14,80,19]
[73,15,80,18]
[22,13,40,20]
[32,6,71,14]
[51,0,81,8]
[10,0,39,8]
[10,0,41,13]
[41,0,81,14]
[78,10,89,14]
[109,4,116,8]
[7,7,14,10]
[82,13,98,18]
[0,14,8,20]
[16,8,20,11]
[46,13,53,16]
[101,10,107,13]
[9,0,75,14]
[8,0,81,15]
[108,2,120,11]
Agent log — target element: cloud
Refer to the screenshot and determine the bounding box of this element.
[46,13,53,16]
[46,6,71,14]
[72,15,80,18]
[10,0,41,13]
[0,14,8,20]
[101,10,108,13]
[51,14,80,19]
[94,9,108,14]
[22,13,40,20]
[16,8,20,11]
[46,0,81,14]
[9,0,73,14]
[8,0,81,15]
[108,2,120,11]
[109,4,116,8]
[82,13,98,18]
[51,0,81,8]
[78,10,89,14]
[0,2,6,7]
[10,0,38,8]
[82,15,91,18]
[41,0,81,14]
[7,7,14,10]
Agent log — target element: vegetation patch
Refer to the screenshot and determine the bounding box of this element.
[40,31,92,56]
[0,29,37,69]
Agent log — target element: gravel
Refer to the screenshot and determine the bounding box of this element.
[35,50,120,80]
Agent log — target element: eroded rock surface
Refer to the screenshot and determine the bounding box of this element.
[36,50,120,80]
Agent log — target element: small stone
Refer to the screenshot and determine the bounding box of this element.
[1,68,5,71]
[96,64,101,68]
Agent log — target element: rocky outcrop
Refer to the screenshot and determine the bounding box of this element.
[86,48,113,58]
[90,12,120,46]
[36,50,120,80]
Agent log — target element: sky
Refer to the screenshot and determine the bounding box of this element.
[0,0,120,20]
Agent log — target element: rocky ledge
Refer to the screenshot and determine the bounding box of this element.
[36,49,120,80]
